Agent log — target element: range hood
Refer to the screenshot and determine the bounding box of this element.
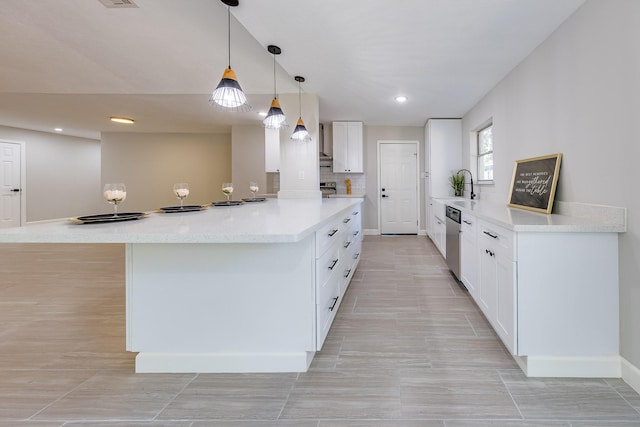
[319,123,332,159]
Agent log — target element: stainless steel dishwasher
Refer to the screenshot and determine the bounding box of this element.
[445,205,461,281]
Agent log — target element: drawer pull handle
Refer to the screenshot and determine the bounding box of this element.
[329,296,339,311]
[485,249,495,257]
[328,259,339,270]
[354,252,360,259]
[328,229,339,237]
[353,230,359,237]
[463,220,472,225]
[344,241,351,249]
[343,218,351,223]
[343,269,351,278]
[352,211,359,215]
[483,231,498,239]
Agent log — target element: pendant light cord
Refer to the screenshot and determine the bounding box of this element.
[273,54,277,99]
[227,5,231,68]
[298,80,302,117]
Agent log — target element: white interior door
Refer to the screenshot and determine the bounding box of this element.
[0,142,22,228]
[379,142,418,234]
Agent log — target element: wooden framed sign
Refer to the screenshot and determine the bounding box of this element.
[508,153,562,214]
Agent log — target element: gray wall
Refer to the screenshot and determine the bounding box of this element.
[461,0,640,369]
[363,126,425,232]
[101,132,231,212]
[231,125,267,200]
[0,125,102,221]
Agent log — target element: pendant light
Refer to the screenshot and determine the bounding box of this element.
[209,0,251,112]
[290,76,312,142]
[263,45,288,129]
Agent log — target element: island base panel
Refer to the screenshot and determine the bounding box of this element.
[126,237,317,373]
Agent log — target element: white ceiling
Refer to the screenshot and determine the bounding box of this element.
[0,0,585,139]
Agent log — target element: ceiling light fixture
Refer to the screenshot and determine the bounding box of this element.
[395,95,408,103]
[263,45,288,129]
[209,0,251,112]
[110,116,134,124]
[290,76,311,142]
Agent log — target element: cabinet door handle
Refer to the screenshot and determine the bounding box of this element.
[344,241,351,249]
[352,211,360,215]
[328,259,339,270]
[353,230,359,237]
[329,296,339,311]
[328,229,339,237]
[343,269,351,278]
[485,249,495,257]
[463,220,472,225]
[354,252,360,260]
[10,188,21,192]
[483,231,498,239]
[343,218,351,223]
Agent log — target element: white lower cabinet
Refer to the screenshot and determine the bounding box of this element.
[477,220,516,354]
[459,213,478,298]
[429,199,446,257]
[315,203,362,349]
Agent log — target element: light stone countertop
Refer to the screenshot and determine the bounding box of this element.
[328,193,366,198]
[0,198,364,244]
[437,197,626,233]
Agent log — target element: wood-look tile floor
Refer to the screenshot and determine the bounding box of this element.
[1,236,639,426]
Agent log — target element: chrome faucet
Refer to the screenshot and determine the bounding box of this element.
[457,169,476,200]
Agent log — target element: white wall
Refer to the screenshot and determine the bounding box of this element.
[461,0,640,370]
[101,132,231,211]
[0,125,102,221]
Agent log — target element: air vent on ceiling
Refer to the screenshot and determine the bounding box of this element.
[98,0,138,8]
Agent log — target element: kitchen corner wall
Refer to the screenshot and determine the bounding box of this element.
[101,132,231,211]
[461,0,640,382]
[0,125,103,222]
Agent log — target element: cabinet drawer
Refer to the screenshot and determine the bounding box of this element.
[317,271,340,349]
[316,219,342,257]
[317,245,341,288]
[479,220,515,261]
[461,214,477,234]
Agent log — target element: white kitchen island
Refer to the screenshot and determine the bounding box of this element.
[0,198,363,373]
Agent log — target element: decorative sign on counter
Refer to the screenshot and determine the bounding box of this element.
[508,153,562,214]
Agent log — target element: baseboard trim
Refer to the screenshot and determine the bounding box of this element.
[515,355,622,378]
[363,229,379,235]
[622,357,640,395]
[135,351,314,373]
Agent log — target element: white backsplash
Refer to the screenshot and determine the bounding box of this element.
[320,164,366,194]
[267,165,366,195]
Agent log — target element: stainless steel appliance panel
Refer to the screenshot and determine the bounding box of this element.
[445,205,461,280]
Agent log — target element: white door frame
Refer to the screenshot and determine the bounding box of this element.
[1,139,27,226]
[377,140,420,235]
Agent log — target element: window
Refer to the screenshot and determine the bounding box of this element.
[477,124,493,181]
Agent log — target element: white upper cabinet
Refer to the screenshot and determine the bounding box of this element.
[332,122,363,173]
[265,127,280,173]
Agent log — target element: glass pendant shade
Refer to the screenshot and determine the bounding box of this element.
[291,76,311,142]
[210,0,250,112]
[210,67,250,111]
[263,98,288,129]
[291,117,312,142]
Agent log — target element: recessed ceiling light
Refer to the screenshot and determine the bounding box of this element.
[258,111,268,117]
[395,95,408,103]
[54,128,63,132]
[110,116,135,124]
